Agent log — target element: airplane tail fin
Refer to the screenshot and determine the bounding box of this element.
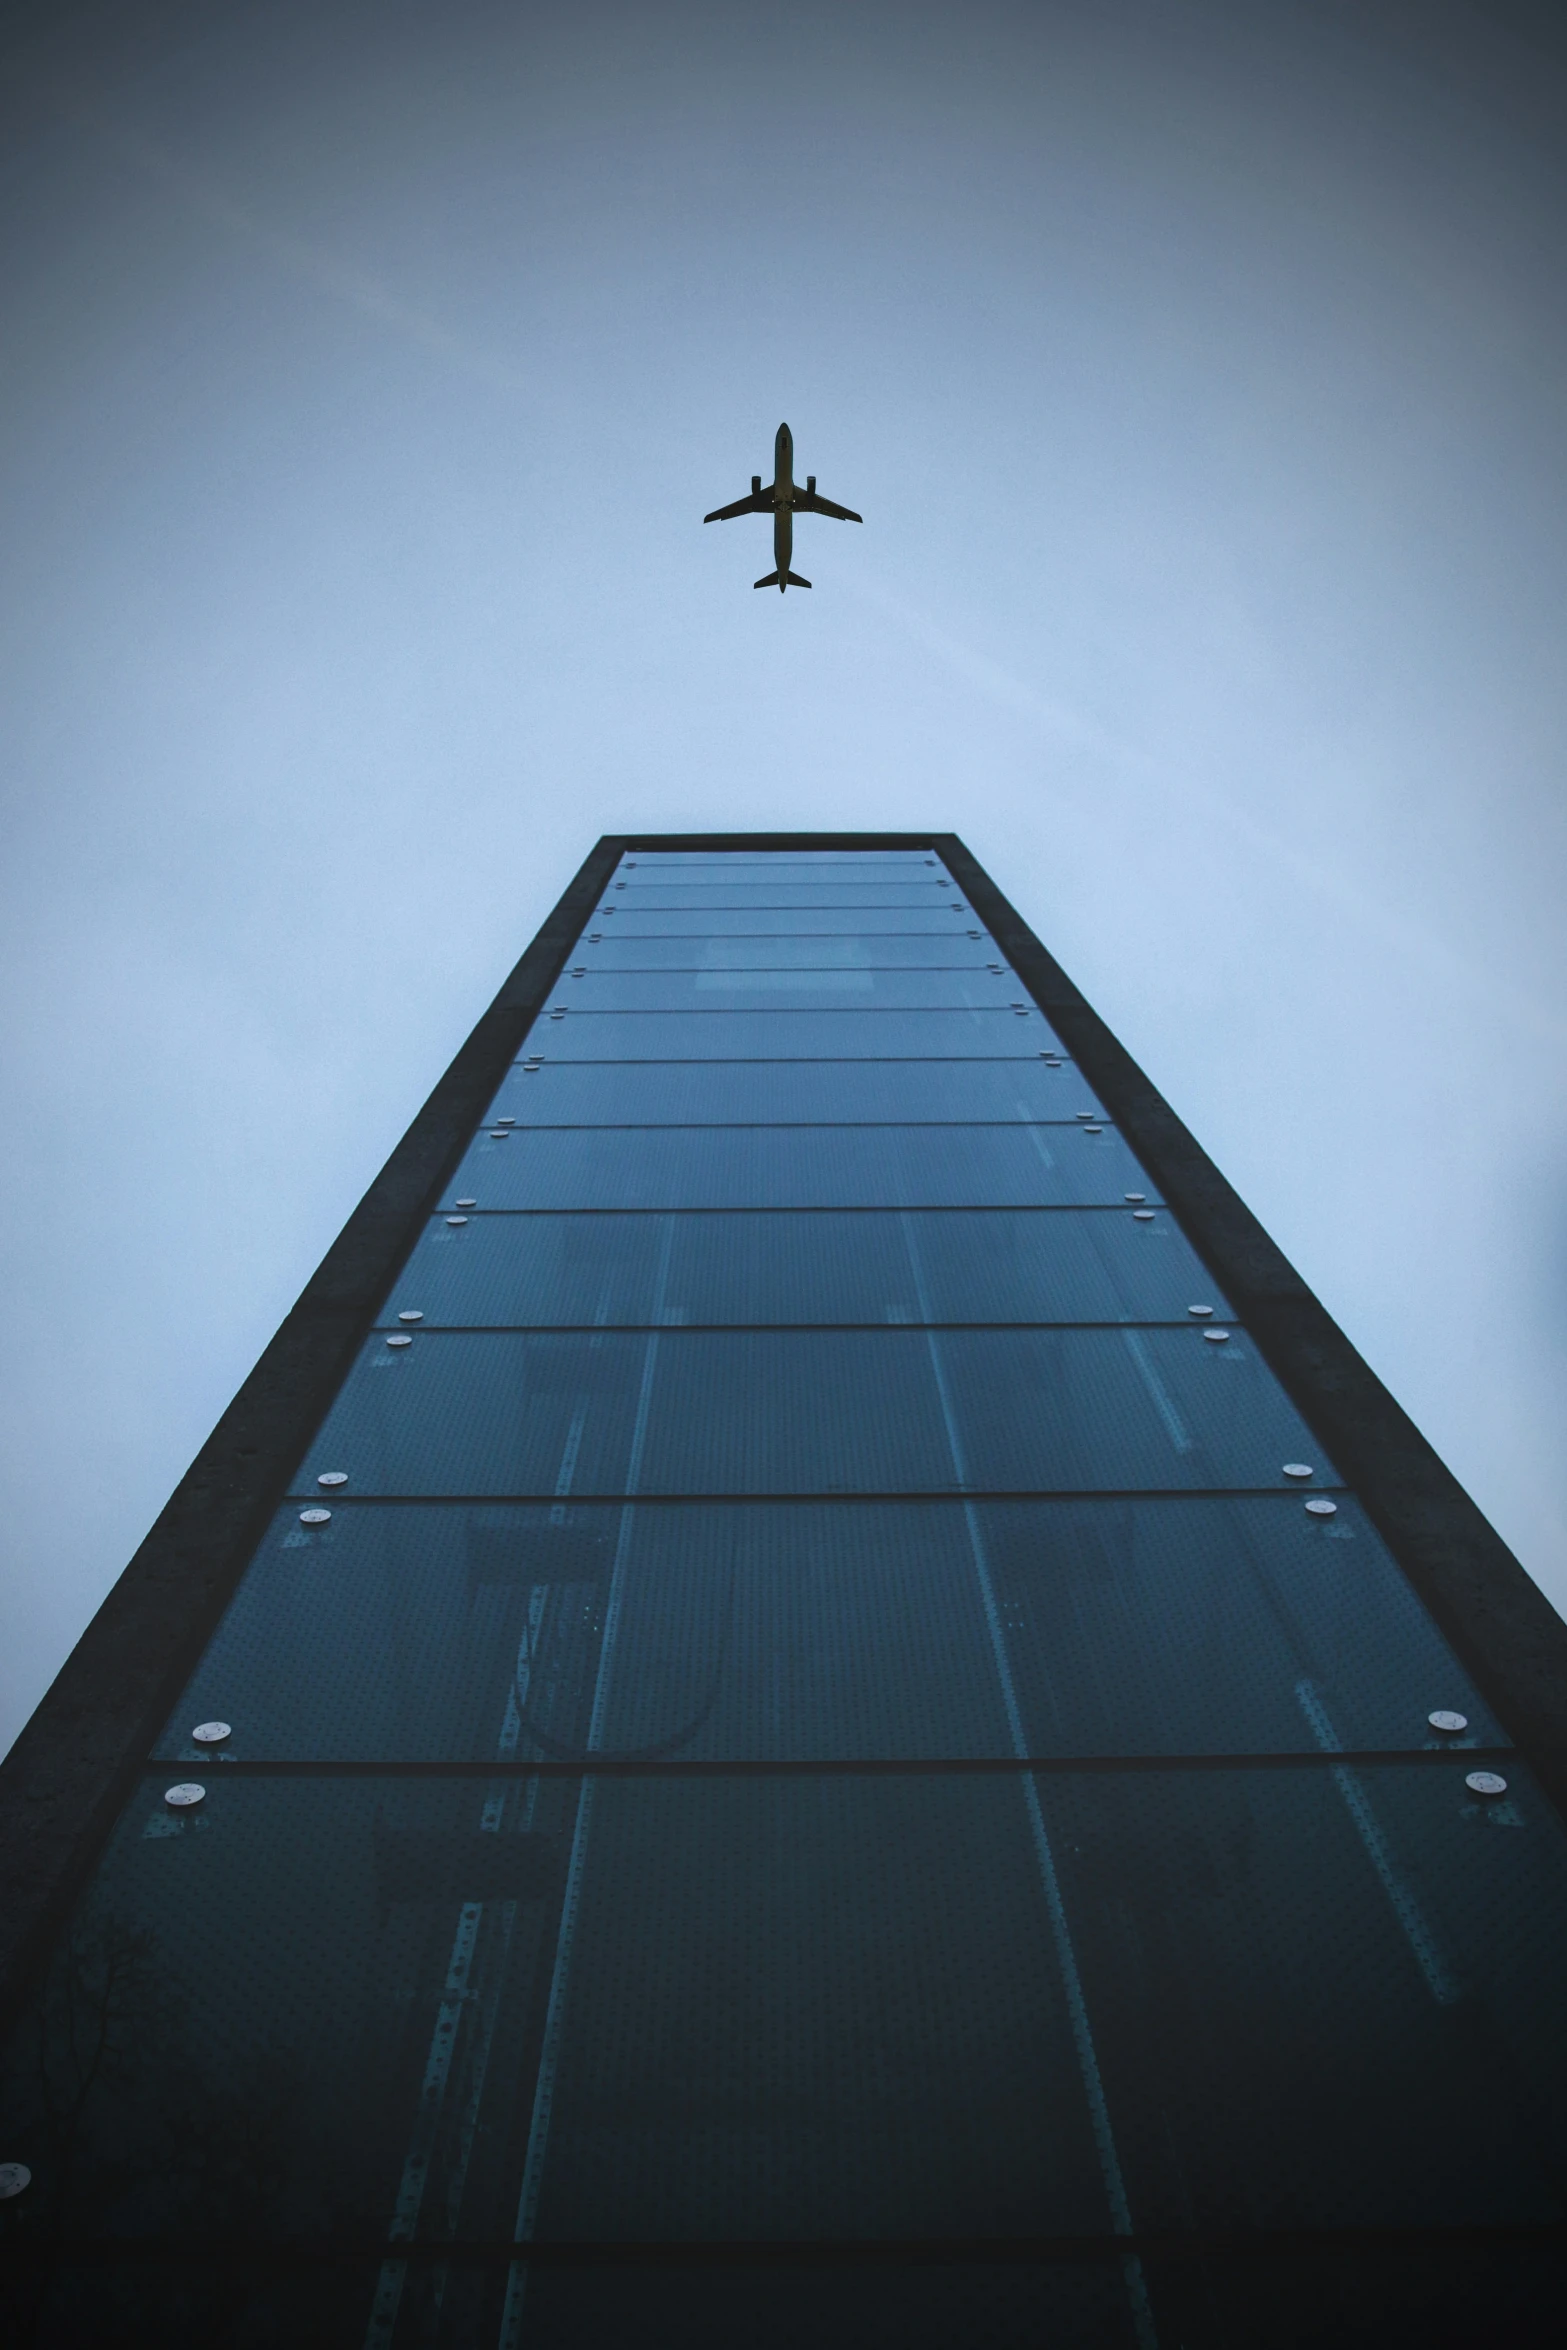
[753,570,812,591]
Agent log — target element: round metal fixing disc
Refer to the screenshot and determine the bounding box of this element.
[385,1334,412,1348]
[1203,1329,1231,1343]
[455,1199,477,1208]
[1125,1193,1146,1203]
[164,1783,205,1808]
[497,1118,516,1126]
[1075,1111,1095,1121]
[1304,1497,1338,1517]
[1084,1124,1104,1135]
[0,2163,31,2200]
[445,1216,470,1227]
[1428,1710,1469,1734]
[1132,1209,1155,1221]
[489,1131,508,1139]
[1282,1462,1314,1479]
[192,1721,232,1745]
[1466,1771,1508,1797]
[398,1311,423,1323]
[299,1507,332,1525]
[1188,1305,1214,1318]
[317,1471,348,1487]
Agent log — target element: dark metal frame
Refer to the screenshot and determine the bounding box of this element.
[3,829,1564,2045]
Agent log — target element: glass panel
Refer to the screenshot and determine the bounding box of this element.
[546,970,1029,1008]
[291,1328,1333,1497]
[603,885,962,906]
[629,855,944,874]
[521,1008,1064,1057]
[594,908,987,934]
[1040,1762,1567,2230]
[615,863,948,884]
[526,1775,1114,2242]
[380,1208,1221,1327]
[575,933,997,969]
[160,1499,1503,1763]
[0,1779,1117,2245]
[971,1496,1505,1757]
[8,1765,1560,2259]
[487,1060,1102,1124]
[450,1124,1140,1208]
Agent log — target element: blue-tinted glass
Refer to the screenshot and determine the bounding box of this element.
[629,860,939,869]
[596,907,986,933]
[381,1208,1218,1326]
[547,969,1029,1008]
[615,863,945,884]
[528,1775,1111,2242]
[577,933,997,968]
[448,1125,1144,1208]
[292,1327,1332,1497]
[523,1008,1064,1056]
[14,1766,1561,2249]
[0,1778,1116,2245]
[1039,1763,1567,2230]
[158,1498,1494,1765]
[606,883,959,905]
[488,1059,1101,1123]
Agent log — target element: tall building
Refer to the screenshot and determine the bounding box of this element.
[2,834,1565,2348]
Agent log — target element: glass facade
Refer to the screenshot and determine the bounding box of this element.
[2,843,1564,2348]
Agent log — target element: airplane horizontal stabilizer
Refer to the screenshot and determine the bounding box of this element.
[754,570,812,591]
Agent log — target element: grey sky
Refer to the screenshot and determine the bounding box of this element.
[2,0,1565,1755]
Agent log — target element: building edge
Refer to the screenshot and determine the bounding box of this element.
[0,833,625,2038]
[936,832,1567,1819]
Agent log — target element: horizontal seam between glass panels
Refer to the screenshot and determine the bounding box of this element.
[476,1127,1104,1135]
[534,1010,1045,1018]
[509,1058,1083,1068]
[139,1752,1515,1779]
[371,1325,1221,1344]
[280,1487,1349,1505]
[560,963,1003,971]
[573,930,991,939]
[431,1203,1133,1213]
[10,2220,1563,2266]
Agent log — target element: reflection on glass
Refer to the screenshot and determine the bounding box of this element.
[488,1060,1101,1125]
[382,1208,1218,1328]
[449,1124,1142,1208]
[293,1327,1330,1498]
[547,969,1026,1009]
[524,1008,1066,1058]
[163,1496,1495,1764]
[576,933,997,969]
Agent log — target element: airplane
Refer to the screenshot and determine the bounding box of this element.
[703,422,862,591]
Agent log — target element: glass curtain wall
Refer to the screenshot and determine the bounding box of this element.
[2,847,1566,2348]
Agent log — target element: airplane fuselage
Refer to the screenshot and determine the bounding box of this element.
[772,423,794,577]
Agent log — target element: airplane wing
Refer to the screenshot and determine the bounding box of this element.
[703,492,769,523]
[793,489,862,522]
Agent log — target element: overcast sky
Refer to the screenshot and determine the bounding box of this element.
[2,0,1565,1756]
